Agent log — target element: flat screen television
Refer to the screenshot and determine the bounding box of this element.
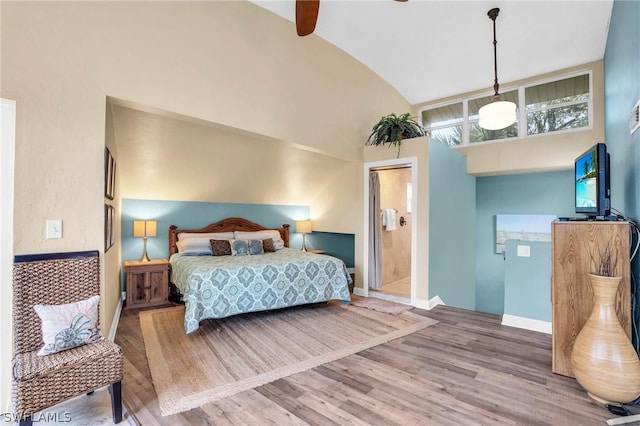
[575,142,610,218]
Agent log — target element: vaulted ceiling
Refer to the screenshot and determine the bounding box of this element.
[252,1,613,105]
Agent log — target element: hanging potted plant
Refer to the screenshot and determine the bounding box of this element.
[365,113,425,157]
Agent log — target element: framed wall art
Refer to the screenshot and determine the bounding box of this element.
[105,204,115,251]
[104,147,116,200]
[495,214,557,253]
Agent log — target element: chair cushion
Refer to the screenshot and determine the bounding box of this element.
[13,339,122,383]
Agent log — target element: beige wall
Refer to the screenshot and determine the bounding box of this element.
[110,103,354,206]
[1,1,410,341]
[378,168,412,284]
[413,61,605,176]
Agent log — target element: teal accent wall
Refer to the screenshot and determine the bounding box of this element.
[504,240,551,322]
[429,139,476,309]
[604,0,640,350]
[121,199,308,262]
[476,171,574,315]
[309,232,355,268]
[120,199,355,288]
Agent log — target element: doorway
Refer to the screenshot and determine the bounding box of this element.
[363,157,417,305]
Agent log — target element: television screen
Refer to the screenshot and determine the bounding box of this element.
[575,143,610,218]
[575,147,597,210]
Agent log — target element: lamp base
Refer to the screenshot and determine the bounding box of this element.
[300,234,308,252]
[139,237,151,262]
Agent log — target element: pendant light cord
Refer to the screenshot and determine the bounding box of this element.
[488,8,501,98]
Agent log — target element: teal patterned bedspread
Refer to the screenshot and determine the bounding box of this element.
[170,248,352,333]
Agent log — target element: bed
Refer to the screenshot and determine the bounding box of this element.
[168,217,352,334]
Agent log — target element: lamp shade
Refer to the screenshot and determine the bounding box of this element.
[296,220,312,234]
[133,220,157,238]
[478,100,517,130]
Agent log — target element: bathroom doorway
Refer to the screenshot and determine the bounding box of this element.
[364,158,416,305]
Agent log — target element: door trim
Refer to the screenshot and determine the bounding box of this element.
[362,157,418,305]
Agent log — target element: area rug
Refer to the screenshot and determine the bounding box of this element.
[350,297,413,315]
[140,303,437,416]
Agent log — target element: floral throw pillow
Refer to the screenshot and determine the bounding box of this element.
[230,239,249,256]
[210,239,232,256]
[34,295,103,356]
[248,239,264,255]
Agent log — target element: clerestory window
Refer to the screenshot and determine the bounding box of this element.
[525,74,590,135]
[421,72,591,147]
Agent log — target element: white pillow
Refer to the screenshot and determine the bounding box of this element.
[177,238,213,255]
[234,230,285,250]
[34,295,103,356]
[178,232,234,241]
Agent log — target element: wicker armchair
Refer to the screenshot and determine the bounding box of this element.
[12,251,123,426]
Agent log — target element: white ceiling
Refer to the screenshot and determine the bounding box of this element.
[251,0,613,105]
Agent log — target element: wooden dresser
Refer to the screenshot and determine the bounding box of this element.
[551,220,631,377]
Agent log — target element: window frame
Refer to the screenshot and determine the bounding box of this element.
[419,69,593,147]
[522,71,593,137]
[421,101,465,146]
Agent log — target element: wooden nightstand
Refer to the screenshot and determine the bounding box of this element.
[124,259,169,309]
[307,249,326,255]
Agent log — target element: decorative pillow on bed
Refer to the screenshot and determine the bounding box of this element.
[229,239,249,256]
[248,239,264,255]
[234,230,285,250]
[210,239,232,256]
[177,238,213,255]
[262,238,276,252]
[34,295,103,356]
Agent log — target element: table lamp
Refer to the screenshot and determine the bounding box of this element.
[296,220,312,252]
[133,220,157,262]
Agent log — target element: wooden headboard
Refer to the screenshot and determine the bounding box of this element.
[168,217,291,256]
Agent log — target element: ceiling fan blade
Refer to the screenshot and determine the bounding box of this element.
[296,0,320,36]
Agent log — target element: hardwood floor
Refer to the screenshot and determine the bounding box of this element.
[115,303,613,425]
[369,278,411,305]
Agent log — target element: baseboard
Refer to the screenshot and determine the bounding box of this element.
[502,314,552,334]
[412,295,445,310]
[352,290,444,312]
[108,291,125,342]
[353,287,366,297]
[412,298,430,310]
[428,295,445,309]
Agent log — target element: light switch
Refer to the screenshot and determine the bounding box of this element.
[46,219,62,239]
[517,244,530,257]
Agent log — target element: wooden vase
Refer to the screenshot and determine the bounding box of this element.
[571,274,640,404]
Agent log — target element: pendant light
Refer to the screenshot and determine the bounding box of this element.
[478,8,516,130]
